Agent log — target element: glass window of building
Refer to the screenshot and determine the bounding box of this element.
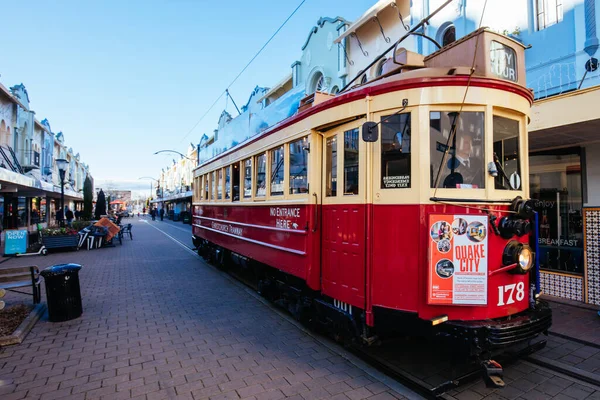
[344,129,359,195]
[326,135,337,197]
[244,159,252,198]
[289,137,309,194]
[270,146,284,196]
[217,169,223,200]
[381,113,411,188]
[255,153,267,197]
[530,147,583,275]
[17,197,26,227]
[442,25,456,46]
[225,167,231,200]
[493,116,521,190]
[536,0,563,30]
[430,111,485,189]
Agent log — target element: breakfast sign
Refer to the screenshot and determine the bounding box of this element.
[428,214,489,305]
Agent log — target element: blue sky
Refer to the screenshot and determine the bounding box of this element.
[0,0,374,194]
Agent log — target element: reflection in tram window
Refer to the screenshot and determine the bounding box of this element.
[289,137,309,194]
[217,169,223,200]
[326,136,337,197]
[430,111,485,189]
[381,113,411,189]
[244,159,252,198]
[225,166,231,200]
[493,116,520,190]
[344,129,359,195]
[270,146,284,196]
[255,153,267,197]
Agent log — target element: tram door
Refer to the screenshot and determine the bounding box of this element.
[320,121,367,309]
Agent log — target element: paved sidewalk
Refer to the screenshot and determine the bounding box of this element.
[0,219,409,400]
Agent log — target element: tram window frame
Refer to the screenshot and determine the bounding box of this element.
[343,128,359,195]
[429,111,485,189]
[289,136,309,195]
[270,146,285,196]
[255,153,267,198]
[243,158,252,200]
[493,115,521,190]
[326,135,338,197]
[225,166,231,200]
[380,112,411,189]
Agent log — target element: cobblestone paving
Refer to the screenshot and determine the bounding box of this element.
[547,302,600,347]
[0,219,407,400]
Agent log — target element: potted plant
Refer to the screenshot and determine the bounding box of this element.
[41,227,80,250]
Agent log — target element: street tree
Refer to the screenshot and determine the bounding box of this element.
[95,189,107,219]
[83,176,93,220]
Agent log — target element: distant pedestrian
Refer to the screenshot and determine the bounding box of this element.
[159,208,164,221]
[56,208,64,226]
[151,208,156,221]
[65,207,74,227]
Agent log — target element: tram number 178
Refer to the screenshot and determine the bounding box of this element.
[497,282,525,306]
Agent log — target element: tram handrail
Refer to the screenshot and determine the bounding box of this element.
[312,192,318,233]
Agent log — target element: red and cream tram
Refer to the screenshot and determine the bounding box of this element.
[191,28,551,371]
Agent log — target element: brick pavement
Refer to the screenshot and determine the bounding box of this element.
[0,219,409,400]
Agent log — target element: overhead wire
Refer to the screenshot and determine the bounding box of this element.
[180,0,307,143]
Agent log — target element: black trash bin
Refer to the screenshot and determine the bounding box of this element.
[40,263,83,322]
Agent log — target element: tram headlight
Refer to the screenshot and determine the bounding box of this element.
[503,241,534,274]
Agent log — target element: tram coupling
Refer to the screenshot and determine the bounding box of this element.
[481,360,505,388]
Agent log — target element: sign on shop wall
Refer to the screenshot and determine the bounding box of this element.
[4,229,28,255]
[428,214,489,305]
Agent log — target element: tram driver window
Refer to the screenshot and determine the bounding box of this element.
[381,113,411,189]
[326,135,337,197]
[255,153,267,197]
[243,159,252,198]
[344,128,359,195]
[270,146,284,196]
[289,137,308,194]
[430,111,485,189]
[493,116,520,190]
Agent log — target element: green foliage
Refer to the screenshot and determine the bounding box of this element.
[95,189,106,219]
[72,220,93,231]
[83,176,93,220]
[41,227,78,236]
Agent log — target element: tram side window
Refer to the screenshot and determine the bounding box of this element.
[204,175,209,200]
[211,171,216,200]
[225,166,231,199]
[270,146,284,196]
[493,116,520,190]
[344,129,359,195]
[256,153,267,197]
[232,163,240,201]
[217,169,223,200]
[430,111,485,189]
[381,113,411,189]
[326,135,337,197]
[289,137,309,194]
[244,159,252,198]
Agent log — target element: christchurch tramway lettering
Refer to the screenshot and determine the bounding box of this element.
[211,222,243,236]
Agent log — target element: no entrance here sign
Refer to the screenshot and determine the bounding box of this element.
[4,229,28,255]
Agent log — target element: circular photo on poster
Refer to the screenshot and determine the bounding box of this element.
[436,259,455,279]
[452,218,468,235]
[467,221,487,242]
[437,239,451,253]
[430,221,453,242]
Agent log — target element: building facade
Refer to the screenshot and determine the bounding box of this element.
[0,80,92,245]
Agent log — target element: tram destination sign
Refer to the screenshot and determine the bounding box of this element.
[489,41,517,82]
[427,214,489,305]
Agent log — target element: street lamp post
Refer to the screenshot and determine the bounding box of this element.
[153,150,195,161]
[139,176,159,211]
[56,158,68,227]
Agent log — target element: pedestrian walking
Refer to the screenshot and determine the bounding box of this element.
[65,207,74,227]
[151,208,156,221]
[159,208,164,221]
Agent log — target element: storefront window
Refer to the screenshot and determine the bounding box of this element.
[530,148,584,274]
[381,113,411,188]
[430,111,485,188]
[17,197,27,227]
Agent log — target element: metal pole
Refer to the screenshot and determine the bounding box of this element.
[60,173,65,227]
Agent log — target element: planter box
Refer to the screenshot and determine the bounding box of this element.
[42,235,79,249]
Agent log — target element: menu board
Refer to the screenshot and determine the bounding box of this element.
[428,214,489,305]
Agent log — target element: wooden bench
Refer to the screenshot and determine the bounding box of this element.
[0,266,41,307]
